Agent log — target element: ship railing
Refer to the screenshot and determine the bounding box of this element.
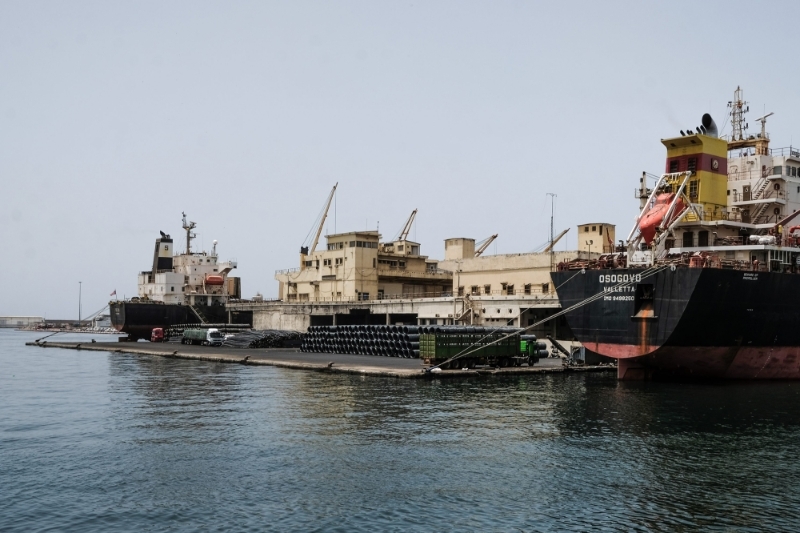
[275,267,301,276]
[728,169,775,181]
[770,146,800,158]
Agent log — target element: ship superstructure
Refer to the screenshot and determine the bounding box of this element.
[552,87,800,380]
[110,213,242,339]
[137,213,238,306]
[625,87,800,269]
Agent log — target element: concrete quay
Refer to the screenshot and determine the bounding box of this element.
[25,340,615,379]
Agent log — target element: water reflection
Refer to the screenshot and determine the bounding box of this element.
[4,330,800,532]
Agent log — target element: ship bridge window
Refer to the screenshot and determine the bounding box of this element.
[774,166,783,176]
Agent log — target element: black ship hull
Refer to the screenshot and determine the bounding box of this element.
[109,301,228,339]
[551,268,800,380]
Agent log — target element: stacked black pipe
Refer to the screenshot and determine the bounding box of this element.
[301,325,421,358]
[222,329,303,349]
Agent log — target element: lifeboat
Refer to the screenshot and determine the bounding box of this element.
[205,275,224,286]
[639,193,685,244]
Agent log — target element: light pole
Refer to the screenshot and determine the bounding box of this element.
[78,281,82,327]
[453,260,462,325]
[586,240,593,258]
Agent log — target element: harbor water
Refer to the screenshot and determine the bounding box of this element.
[2,329,800,532]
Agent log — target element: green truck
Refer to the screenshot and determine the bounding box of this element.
[181,328,224,346]
[420,328,546,369]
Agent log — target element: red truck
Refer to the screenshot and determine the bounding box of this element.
[150,328,165,342]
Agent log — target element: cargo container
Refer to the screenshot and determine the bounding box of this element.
[420,327,535,368]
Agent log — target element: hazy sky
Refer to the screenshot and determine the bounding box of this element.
[3,1,800,318]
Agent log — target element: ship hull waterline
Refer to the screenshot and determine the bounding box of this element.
[551,268,800,380]
[110,301,227,340]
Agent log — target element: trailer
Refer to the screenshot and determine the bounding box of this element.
[182,328,224,346]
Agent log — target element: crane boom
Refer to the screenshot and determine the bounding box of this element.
[397,209,417,241]
[309,183,338,254]
[543,228,569,253]
[474,234,498,257]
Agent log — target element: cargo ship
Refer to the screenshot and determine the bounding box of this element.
[110,213,246,340]
[552,87,800,380]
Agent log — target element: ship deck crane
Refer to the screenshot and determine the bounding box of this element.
[474,234,498,257]
[301,183,338,256]
[395,209,418,241]
[543,228,569,253]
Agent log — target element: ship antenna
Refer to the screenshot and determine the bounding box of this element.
[728,86,749,142]
[182,211,197,254]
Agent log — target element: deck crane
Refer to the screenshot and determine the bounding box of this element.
[542,228,569,253]
[301,183,338,257]
[395,209,418,241]
[474,234,498,257]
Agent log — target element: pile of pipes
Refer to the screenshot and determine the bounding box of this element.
[222,329,303,349]
[301,325,421,358]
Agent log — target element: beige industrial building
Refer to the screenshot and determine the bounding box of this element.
[275,231,452,303]
[238,221,616,339]
[577,223,616,254]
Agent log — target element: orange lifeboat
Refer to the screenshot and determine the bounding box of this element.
[639,193,685,244]
[205,275,224,286]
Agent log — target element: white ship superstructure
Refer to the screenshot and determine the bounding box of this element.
[137,213,238,306]
[627,87,800,271]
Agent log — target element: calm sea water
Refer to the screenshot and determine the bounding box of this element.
[2,329,800,532]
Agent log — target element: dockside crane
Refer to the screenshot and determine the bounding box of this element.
[474,234,498,257]
[542,228,569,253]
[301,183,338,259]
[394,209,418,241]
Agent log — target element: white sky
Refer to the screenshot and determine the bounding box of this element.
[3,1,799,318]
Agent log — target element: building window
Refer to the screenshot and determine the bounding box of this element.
[358,292,369,301]
[591,226,596,231]
[524,284,531,295]
[688,158,697,172]
[774,166,783,176]
[584,226,589,232]
[541,283,549,293]
[471,286,479,295]
[458,286,464,296]
[398,245,404,251]
[506,284,514,295]
[689,180,698,198]
[304,261,312,267]
[335,258,343,266]
[171,286,174,292]
[324,259,331,266]
[373,258,376,268]
[399,261,406,269]
[669,160,679,172]
[484,284,491,294]
[349,241,356,247]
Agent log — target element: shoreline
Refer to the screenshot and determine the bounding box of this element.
[26,340,616,379]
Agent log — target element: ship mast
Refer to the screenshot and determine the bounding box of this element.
[182,212,197,254]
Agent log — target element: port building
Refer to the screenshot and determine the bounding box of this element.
[232,222,614,339]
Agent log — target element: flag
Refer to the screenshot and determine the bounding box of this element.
[110,290,116,297]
